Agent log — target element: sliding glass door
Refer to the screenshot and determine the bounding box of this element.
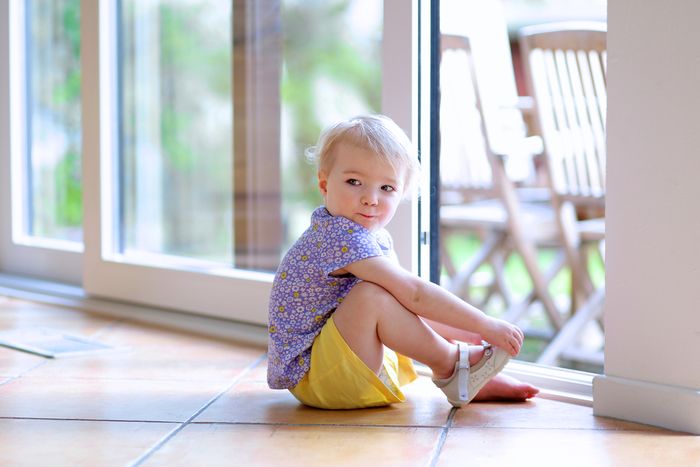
[1,0,412,324]
[0,0,83,284]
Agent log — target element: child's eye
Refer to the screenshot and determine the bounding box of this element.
[381,185,396,192]
[346,179,361,186]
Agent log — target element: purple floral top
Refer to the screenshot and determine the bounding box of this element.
[267,206,393,389]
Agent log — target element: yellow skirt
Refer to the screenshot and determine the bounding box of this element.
[290,317,417,409]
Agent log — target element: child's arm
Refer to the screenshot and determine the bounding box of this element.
[341,255,524,356]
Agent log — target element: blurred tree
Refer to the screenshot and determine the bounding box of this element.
[29,0,82,241]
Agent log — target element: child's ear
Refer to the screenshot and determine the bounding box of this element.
[318,170,328,196]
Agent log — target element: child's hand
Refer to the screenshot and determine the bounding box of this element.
[481,317,524,357]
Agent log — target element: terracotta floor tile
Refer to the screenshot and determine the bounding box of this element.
[1,295,695,467]
[436,427,700,467]
[0,299,118,336]
[451,396,664,431]
[0,418,175,467]
[0,347,46,377]
[144,424,442,467]
[195,376,452,427]
[22,343,264,382]
[0,376,230,422]
[94,320,265,353]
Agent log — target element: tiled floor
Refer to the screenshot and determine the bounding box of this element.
[0,295,698,467]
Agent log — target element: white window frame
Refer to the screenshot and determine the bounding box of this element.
[0,0,83,285]
[0,0,415,323]
[79,0,416,324]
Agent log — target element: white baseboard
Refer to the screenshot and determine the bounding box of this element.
[0,273,268,349]
[593,375,700,435]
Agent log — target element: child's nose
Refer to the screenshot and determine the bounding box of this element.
[361,191,378,206]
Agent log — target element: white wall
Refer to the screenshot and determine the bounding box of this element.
[593,0,700,434]
[382,0,416,272]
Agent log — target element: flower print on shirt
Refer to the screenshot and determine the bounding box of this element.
[267,206,391,389]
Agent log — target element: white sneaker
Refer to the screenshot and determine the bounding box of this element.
[432,342,510,407]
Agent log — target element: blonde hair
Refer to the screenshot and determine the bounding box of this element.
[306,115,420,194]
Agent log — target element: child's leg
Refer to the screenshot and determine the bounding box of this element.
[421,317,484,344]
[424,309,539,400]
[333,281,538,401]
[333,281,483,380]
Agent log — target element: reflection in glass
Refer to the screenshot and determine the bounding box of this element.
[116,0,382,270]
[26,0,82,243]
[119,0,233,263]
[280,0,382,252]
[439,0,606,372]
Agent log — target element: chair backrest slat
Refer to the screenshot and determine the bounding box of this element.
[567,48,600,196]
[520,22,607,204]
[577,49,606,195]
[558,48,591,196]
[439,35,494,199]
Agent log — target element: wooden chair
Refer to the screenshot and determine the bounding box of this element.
[518,22,607,366]
[439,34,567,336]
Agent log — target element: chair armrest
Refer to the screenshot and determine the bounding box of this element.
[491,135,543,161]
[491,135,543,183]
[513,96,535,114]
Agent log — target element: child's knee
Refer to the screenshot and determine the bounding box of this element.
[349,281,394,304]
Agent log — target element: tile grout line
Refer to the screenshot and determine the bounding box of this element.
[428,407,457,467]
[0,416,177,424]
[15,375,252,384]
[0,357,51,387]
[190,420,449,429]
[0,415,664,434]
[189,420,664,434]
[126,353,267,467]
[0,376,18,388]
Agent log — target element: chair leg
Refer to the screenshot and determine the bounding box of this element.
[513,237,564,331]
[536,286,605,366]
[502,249,566,325]
[439,230,458,279]
[488,248,512,308]
[558,202,595,306]
[491,159,564,331]
[446,231,507,300]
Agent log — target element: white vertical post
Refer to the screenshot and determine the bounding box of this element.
[382,0,418,273]
[593,0,700,434]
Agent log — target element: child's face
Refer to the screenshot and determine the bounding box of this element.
[318,143,405,232]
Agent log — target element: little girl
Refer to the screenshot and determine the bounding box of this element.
[267,115,538,409]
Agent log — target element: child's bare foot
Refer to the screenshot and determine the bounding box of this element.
[472,373,539,402]
[468,344,485,366]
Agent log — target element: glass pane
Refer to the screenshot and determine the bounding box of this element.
[26,0,83,243]
[116,0,382,271]
[279,0,382,251]
[119,0,233,264]
[438,0,606,373]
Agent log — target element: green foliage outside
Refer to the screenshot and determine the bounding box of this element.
[110,0,380,260]
[279,1,381,248]
[30,0,82,241]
